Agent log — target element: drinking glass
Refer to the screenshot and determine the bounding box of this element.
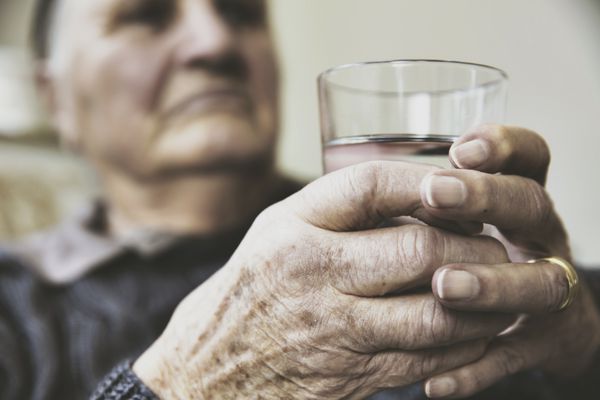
[318,59,508,173]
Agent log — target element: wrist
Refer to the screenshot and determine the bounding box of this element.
[133,336,198,400]
[132,266,243,399]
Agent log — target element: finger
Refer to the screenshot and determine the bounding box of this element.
[424,337,542,399]
[410,209,484,236]
[289,161,438,231]
[431,262,570,313]
[349,293,515,351]
[373,339,489,390]
[420,169,562,235]
[450,124,550,185]
[330,224,508,296]
[382,216,483,237]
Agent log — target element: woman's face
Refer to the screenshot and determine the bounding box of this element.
[47,0,279,180]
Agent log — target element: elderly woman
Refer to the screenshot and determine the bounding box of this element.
[0,0,598,399]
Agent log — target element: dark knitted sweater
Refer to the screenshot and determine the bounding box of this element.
[0,234,236,399]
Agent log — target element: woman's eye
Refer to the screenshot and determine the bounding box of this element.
[215,0,266,27]
[114,0,175,31]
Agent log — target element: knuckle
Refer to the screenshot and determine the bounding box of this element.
[478,235,509,263]
[468,172,497,216]
[484,277,504,306]
[455,369,484,397]
[486,124,513,160]
[417,298,458,346]
[401,354,425,380]
[247,225,326,292]
[399,226,444,273]
[333,251,371,296]
[362,353,384,377]
[418,352,442,377]
[540,265,569,311]
[344,162,387,218]
[488,124,510,142]
[369,355,408,389]
[367,353,401,385]
[347,303,377,349]
[527,182,553,225]
[348,162,383,196]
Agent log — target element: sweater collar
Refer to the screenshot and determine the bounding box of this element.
[6,200,180,284]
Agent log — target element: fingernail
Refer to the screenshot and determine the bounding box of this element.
[424,175,466,208]
[451,139,489,168]
[437,269,480,301]
[425,376,457,398]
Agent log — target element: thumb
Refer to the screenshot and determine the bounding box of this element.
[290,161,437,231]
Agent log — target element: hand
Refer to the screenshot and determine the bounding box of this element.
[418,125,600,398]
[133,161,514,399]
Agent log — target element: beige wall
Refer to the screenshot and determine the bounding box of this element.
[1,0,600,264]
[271,0,600,265]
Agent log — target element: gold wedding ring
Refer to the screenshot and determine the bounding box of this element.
[527,256,579,311]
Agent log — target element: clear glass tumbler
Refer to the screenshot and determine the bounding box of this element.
[318,59,508,173]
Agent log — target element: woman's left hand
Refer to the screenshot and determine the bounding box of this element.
[418,125,600,398]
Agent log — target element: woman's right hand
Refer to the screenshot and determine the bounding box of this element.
[133,161,514,399]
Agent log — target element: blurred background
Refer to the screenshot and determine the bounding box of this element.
[0,0,599,265]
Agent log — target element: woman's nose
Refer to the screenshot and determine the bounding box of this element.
[171,1,237,67]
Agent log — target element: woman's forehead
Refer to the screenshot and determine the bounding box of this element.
[46,0,269,63]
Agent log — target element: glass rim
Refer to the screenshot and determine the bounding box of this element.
[318,58,509,96]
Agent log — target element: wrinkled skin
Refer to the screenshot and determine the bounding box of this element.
[421,125,600,398]
[134,126,600,399]
[134,160,516,399]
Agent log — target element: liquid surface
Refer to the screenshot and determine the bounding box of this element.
[323,134,457,173]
